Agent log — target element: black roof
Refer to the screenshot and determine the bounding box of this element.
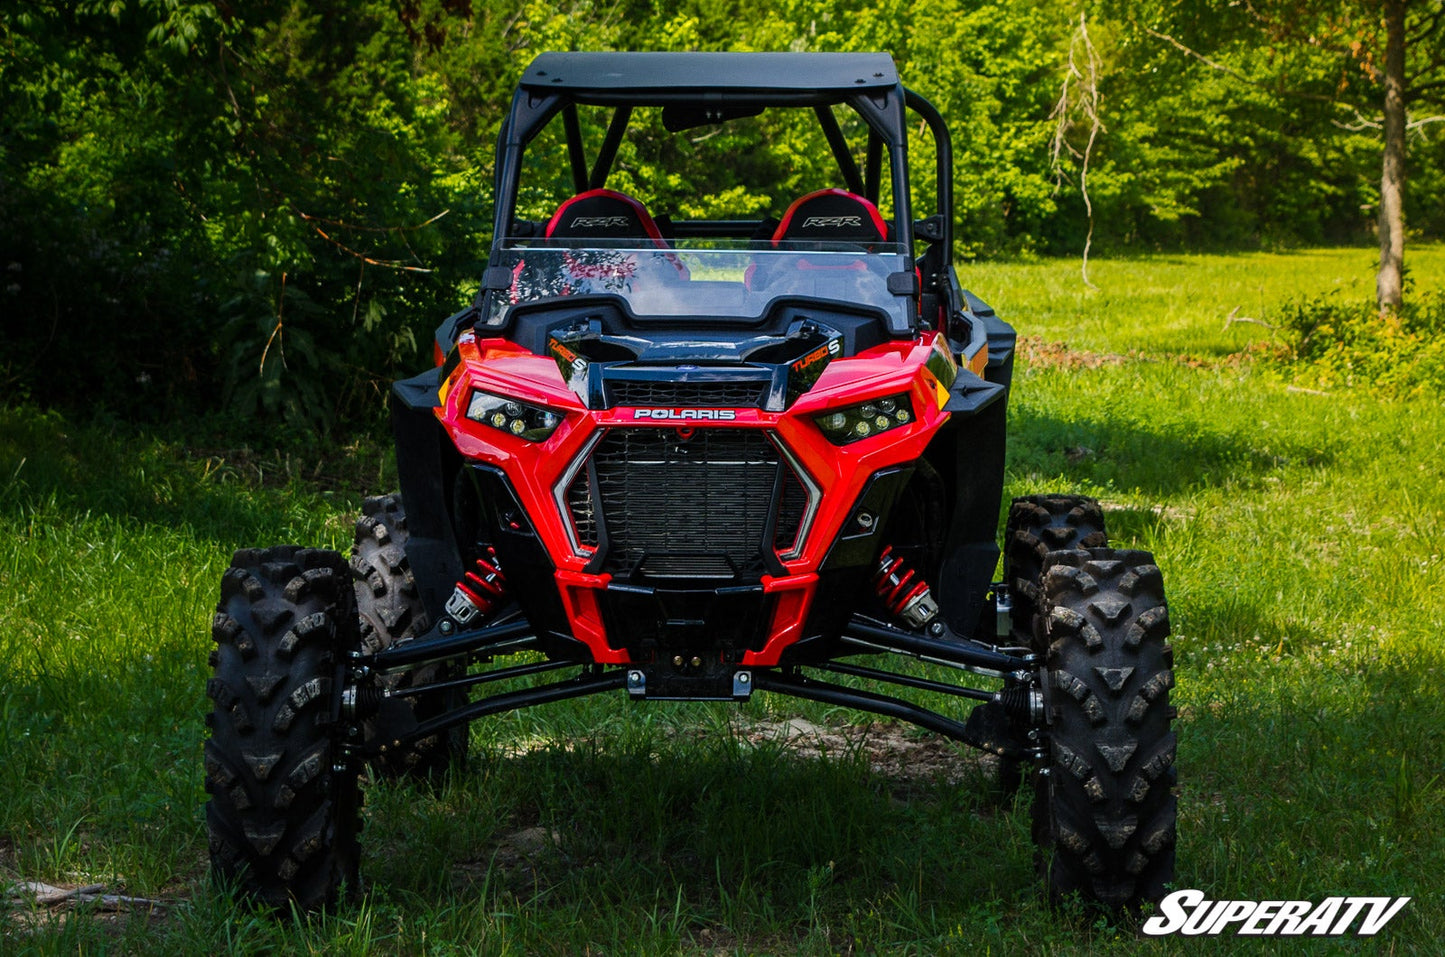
[519,52,899,96]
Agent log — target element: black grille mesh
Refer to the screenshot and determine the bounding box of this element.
[586,429,781,578]
[608,380,767,409]
[566,468,598,549]
[774,466,809,554]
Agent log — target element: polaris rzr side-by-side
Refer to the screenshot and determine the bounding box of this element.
[204,52,1176,913]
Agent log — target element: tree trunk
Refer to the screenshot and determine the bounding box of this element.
[1377,0,1406,314]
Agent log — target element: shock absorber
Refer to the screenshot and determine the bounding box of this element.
[872,545,940,629]
[443,548,507,627]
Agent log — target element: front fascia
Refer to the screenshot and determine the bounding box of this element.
[435,330,963,666]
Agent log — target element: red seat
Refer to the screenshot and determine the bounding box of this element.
[771,188,888,248]
[511,190,686,301]
[746,189,888,293]
[546,188,672,247]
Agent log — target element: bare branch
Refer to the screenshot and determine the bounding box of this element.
[294,208,450,234]
[259,271,288,376]
[1052,12,1105,290]
[1140,23,1340,103]
[1327,108,1445,132]
[1333,110,1381,131]
[1140,24,1253,84]
[1344,109,1445,132]
[306,224,434,272]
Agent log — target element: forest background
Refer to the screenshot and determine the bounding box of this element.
[3,0,1443,431]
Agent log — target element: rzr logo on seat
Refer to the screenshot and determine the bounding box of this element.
[801,215,863,229]
[570,215,633,229]
[631,408,738,421]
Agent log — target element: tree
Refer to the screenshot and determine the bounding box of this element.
[1126,0,1445,312]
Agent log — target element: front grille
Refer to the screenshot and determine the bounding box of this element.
[774,466,809,554]
[566,468,598,549]
[607,380,768,409]
[578,428,782,579]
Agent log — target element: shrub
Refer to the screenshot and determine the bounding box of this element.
[1269,292,1445,398]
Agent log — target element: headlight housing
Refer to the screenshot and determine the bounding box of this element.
[466,390,563,442]
[814,392,914,445]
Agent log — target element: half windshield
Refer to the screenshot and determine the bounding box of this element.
[486,239,911,326]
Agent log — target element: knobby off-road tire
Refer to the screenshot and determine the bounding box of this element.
[1032,547,1176,910]
[352,494,467,780]
[996,496,1108,795]
[205,546,362,910]
[1004,495,1108,645]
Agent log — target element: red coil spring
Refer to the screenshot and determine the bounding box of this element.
[873,545,931,619]
[456,548,507,616]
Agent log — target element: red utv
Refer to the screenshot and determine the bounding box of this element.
[204,51,1176,913]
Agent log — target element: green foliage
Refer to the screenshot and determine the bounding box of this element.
[3,0,1443,428]
[1271,290,1445,397]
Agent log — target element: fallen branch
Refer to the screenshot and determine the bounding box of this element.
[1223,305,1274,331]
[8,880,169,911]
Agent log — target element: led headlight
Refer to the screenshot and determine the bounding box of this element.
[814,392,914,445]
[466,390,563,442]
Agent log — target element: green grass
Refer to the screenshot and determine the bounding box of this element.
[2,246,1443,953]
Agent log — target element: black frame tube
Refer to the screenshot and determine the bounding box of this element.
[903,88,953,266]
[842,616,1030,673]
[753,670,974,743]
[671,219,769,238]
[563,104,589,194]
[814,105,866,196]
[393,658,576,700]
[864,132,883,205]
[387,668,627,750]
[367,618,535,672]
[813,661,996,703]
[589,106,633,190]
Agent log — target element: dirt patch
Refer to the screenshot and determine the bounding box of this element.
[739,718,993,787]
[1017,334,1263,372]
[1098,499,1196,524]
[455,825,567,893]
[1017,335,1141,370]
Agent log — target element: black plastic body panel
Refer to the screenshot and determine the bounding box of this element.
[463,465,579,659]
[389,378,465,623]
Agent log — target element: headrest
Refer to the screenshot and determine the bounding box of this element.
[545,189,667,246]
[772,189,888,247]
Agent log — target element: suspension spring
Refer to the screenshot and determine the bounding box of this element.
[443,548,507,627]
[872,545,940,629]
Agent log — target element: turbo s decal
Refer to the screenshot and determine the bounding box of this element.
[548,336,588,383]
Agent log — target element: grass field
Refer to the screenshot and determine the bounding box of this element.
[2,246,1442,954]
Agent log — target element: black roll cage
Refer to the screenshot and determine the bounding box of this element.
[488,52,956,279]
